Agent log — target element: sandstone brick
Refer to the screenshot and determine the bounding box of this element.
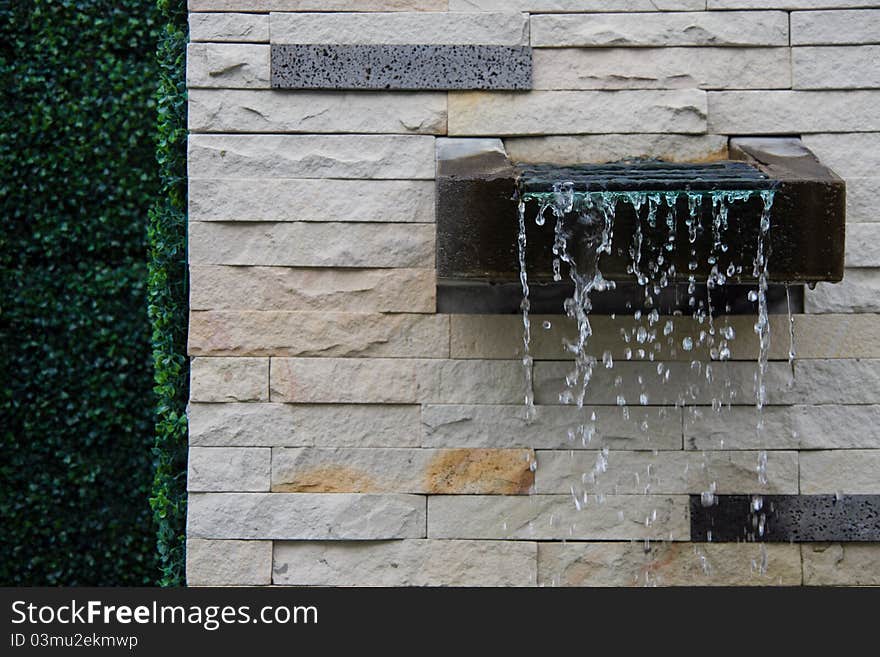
[188,311,450,358]
[186,539,272,586]
[792,9,880,45]
[271,358,796,406]
[189,179,434,222]
[189,1,446,11]
[271,447,535,494]
[790,359,880,404]
[505,134,728,165]
[536,450,798,495]
[794,46,880,89]
[188,222,435,268]
[188,492,426,539]
[806,270,880,313]
[452,1,704,10]
[846,178,880,223]
[532,360,793,406]
[190,357,268,402]
[685,404,880,450]
[711,1,878,8]
[190,265,436,312]
[450,314,873,361]
[421,404,683,450]
[187,134,436,180]
[188,89,446,134]
[188,447,271,492]
[449,90,707,136]
[802,543,880,585]
[845,223,880,267]
[534,47,790,91]
[270,11,528,45]
[800,134,880,179]
[428,494,690,540]
[189,13,270,43]
[708,90,880,133]
[800,449,880,493]
[189,402,422,447]
[271,358,424,403]
[186,43,269,89]
[273,540,537,586]
[269,358,527,404]
[531,12,788,47]
[539,542,802,587]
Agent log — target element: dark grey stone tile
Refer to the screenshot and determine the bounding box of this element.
[271,44,532,91]
[690,494,880,542]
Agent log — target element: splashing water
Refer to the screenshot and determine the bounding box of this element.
[516,181,780,580]
[517,197,536,422]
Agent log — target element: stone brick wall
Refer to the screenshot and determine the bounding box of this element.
[185,1,880,586]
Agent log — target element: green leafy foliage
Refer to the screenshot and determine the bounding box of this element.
[148,0,188,587]
[0,0,161,584]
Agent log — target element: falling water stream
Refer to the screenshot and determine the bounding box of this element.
[516,183,795,585]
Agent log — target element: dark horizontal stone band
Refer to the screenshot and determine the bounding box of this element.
[271,44,532,90]
[690,495,880,542]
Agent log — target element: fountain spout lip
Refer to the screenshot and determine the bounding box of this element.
[436,136,846,293]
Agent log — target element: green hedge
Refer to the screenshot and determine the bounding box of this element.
[148,0,189,587]
[0,1,161,584]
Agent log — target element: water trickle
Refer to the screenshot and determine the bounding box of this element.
[785,283,797,384]
[517,180,780,580]
[516,197,535,422]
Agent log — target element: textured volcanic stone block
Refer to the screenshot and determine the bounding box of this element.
[188,402,422,448]
[270,11,529,46]
[690,494,880,542]
[273,540,537,587]
[271,44,532,90]
[539,542,802,587]
[186,539,272,586]
[271,447,535,494]
[188,492,427,539]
